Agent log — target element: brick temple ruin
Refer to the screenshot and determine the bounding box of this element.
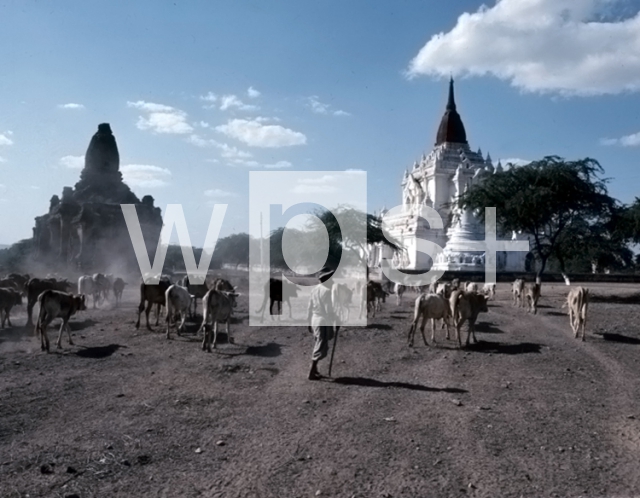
[32,123,163,272]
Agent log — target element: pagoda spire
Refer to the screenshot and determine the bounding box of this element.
[447,76,457,111]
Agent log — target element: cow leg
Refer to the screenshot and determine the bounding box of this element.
[135,301,145,329]
[178,312,186,336]
[56,320,66,349]
[407,322,416,347]
[0,310,5,329]
[155,304,161,326]
[226,318,233,344]
[145,301,154,331]
[287,299,293,319]
[581,306,587,341]
[201,325,209,351]
[26,302,34,328]
[212,321,218,350]
[65,320,74,346]
[166,311,172,340]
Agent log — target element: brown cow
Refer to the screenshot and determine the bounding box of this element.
[450,290,489,347]
[35,290,86,352]
[0,287,22,328]
[26,278,73,326]
[135,277,172,330]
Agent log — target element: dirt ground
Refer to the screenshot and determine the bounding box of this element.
[2,273,640,498]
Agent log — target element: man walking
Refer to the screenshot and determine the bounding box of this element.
[307,266,337,380]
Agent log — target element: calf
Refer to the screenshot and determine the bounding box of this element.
[35,290,86,352]
[199,289,239,351]
[565,286,589,341]
[165,284,194,339]
[407,293,451,347]
[0,287,22,328]
[450,290,489,347]
[113,278,126,307]
[26,278,73,326]
[136,278,172,330]
[179,275,210,318]
[524,282,541,314]
[512,278,525,308]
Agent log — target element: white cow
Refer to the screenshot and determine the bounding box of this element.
[199,288,239,351]
[512,279,525,308]
[407,293,451,347]
[483,283,496,300]
[165,284,195,339]
[466,282,479,293]
[565,286,589,341]
[394,282,407,306]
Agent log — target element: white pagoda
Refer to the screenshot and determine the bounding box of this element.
[370,79,529,272]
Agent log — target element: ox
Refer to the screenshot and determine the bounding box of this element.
[483,283,496,300]
[565,286,589,341]
[26,278,73,327]
[450,290,489,347]
[0,287,22,328]
[512,279,525,308]
[135,277,172,331]
[78,275,100,308]
[255,278,298,322]
[165,284,195,339]
[524,282,541,314]
[113,278,126,307]
[35,290,86,352]
[199,289,239,351]
[407,293,451,347]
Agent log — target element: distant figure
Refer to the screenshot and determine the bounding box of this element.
[306,266,337,381]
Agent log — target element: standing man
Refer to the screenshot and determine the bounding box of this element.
[307,265,337,380]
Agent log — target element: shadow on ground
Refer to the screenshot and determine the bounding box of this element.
[332,377,467,393]
[474,322,504,334]
[546,311,567,317]
[465,341,542,355]
[70,319,99,331]
[75,344,124,358]
[366,323,393,330]
[598,332,640,345]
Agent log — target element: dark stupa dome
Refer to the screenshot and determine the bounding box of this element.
[435,78,467,146]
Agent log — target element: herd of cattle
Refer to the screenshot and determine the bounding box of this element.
[0,270,592,355]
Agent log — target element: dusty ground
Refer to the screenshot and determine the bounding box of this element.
[2,273,640,498]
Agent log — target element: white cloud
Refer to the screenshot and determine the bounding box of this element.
[187,135,253,158]
[204,188,238,198]
[199,121,210,128]
[0,133,14,146]
[187,134,218,148]
[121,164,171,188]
[247,86,261,98]
[220,94,259,112]
[60,155,84,169]
[200,92,218,103]
[30,185,40,190]
[127,100,193,134]
[601,131,640,147]
[216,118,306,148]
[0,156,6,163]
[308,96,351,116]
[264,160,292,169]
[217,143,253,159]
[407,0,640,96]
[58,103,85,110]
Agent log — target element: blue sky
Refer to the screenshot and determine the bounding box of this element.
[1,0,639,245]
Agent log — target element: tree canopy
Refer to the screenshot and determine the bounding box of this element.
[459,156,621,278]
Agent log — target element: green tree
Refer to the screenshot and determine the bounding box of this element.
[268,207,399,273]
[460,156,619,280]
